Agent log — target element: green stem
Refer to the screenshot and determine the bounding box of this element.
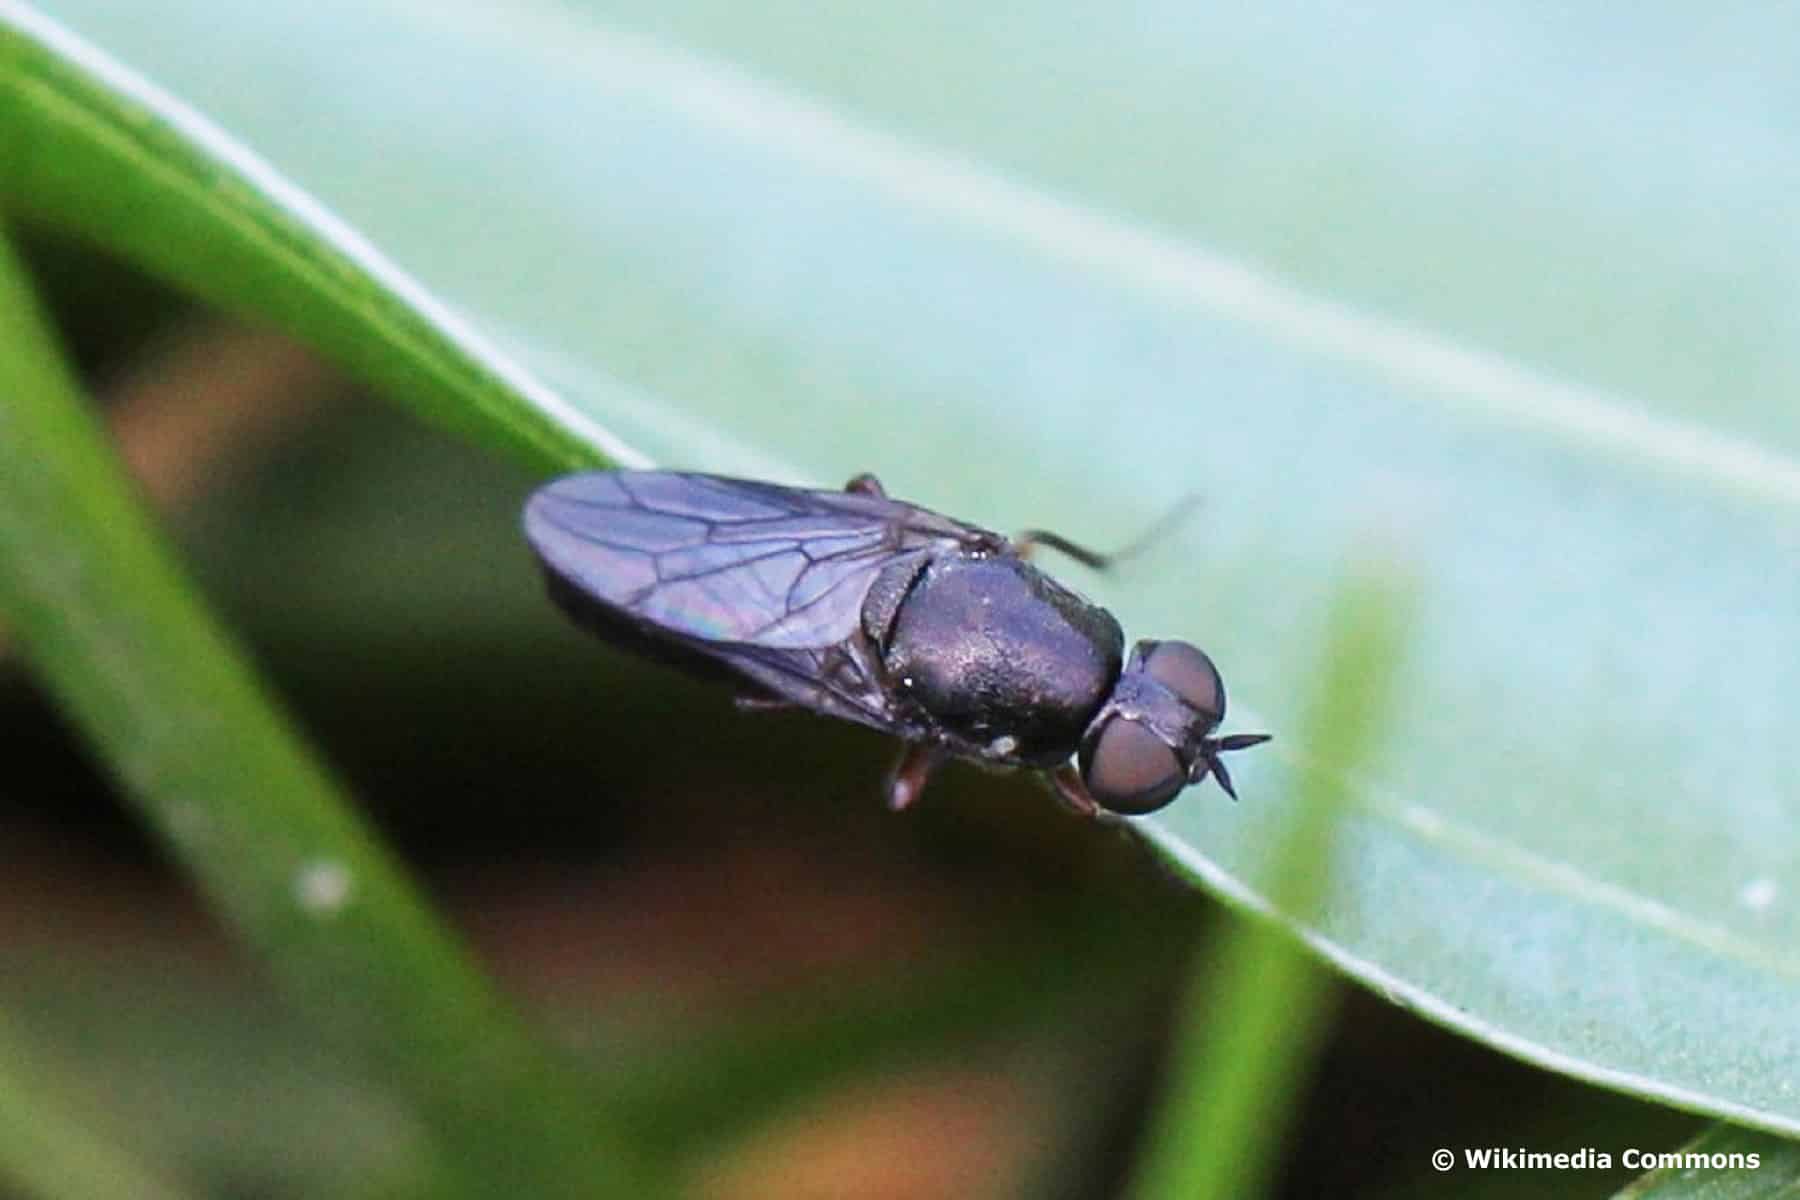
[1129,557,1416,1200]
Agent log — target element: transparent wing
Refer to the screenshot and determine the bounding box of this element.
[705,638,907,731]
[523,471,981,651]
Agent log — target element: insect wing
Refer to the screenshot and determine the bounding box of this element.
[523,471,964,651]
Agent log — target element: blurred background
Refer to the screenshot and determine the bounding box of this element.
[6,0,1798,1196]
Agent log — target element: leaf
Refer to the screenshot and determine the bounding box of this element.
[1612,1125,1800,1199]
[0,1010,194,1200]
[0,1,610,472]
[7,0,1799,1141]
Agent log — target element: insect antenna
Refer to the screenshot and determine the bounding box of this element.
[1195,732,1273,801]
[1012,492,1203,571]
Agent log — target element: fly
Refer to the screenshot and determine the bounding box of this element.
[522,470,1270,817]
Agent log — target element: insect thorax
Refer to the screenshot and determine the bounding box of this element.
[870,555,1124,765]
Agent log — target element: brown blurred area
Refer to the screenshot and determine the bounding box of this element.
[0,231,1699,1199]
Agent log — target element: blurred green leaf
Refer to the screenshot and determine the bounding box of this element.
[4,0,1797,1147]
[1612,1125,1800,1199]
[0,1011,194,1200]
[1131,554,1416,1200]
[2,964,421,1199]
[0,220,649,1193]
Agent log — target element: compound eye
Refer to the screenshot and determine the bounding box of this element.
[1142,640,1225,724]
[1081,717,1184,815]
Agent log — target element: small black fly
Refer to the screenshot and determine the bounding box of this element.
[523,471,1269,817]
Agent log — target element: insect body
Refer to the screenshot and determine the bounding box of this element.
[522,471,1268,816]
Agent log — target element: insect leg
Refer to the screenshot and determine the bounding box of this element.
[844,472,888,498]
[1047,765,1104,819]
[1012,493,1202,569]
[884,744,946,811]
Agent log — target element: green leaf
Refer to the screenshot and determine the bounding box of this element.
[0,1010,194,1200]
[0,1,609,472]
[1612,1125,1800,1199]
[6,0,1799,1145]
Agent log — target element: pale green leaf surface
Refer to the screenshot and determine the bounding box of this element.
[13,0,1800,1137]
